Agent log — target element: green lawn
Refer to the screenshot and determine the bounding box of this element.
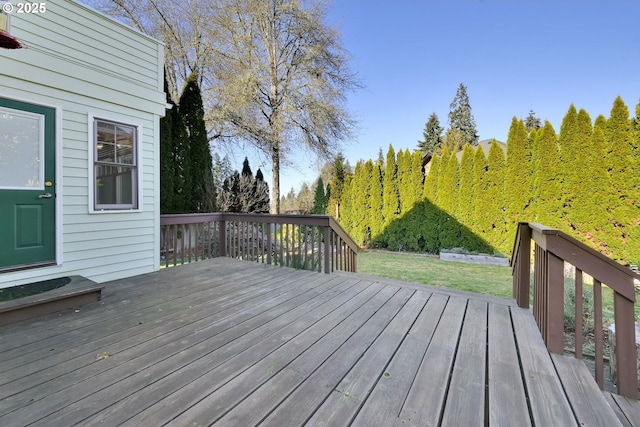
[358,250,513,299]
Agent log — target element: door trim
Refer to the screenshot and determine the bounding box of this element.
[0,92,63,269]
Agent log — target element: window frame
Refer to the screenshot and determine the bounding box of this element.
[88,115,142,213]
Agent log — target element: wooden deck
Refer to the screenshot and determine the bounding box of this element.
[0,258,638,426]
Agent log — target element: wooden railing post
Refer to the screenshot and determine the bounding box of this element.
[267,223,272,265]
[324,227,330,274]
[218,218,226,257]
[614,281,639,399]
[513,223,531,308]
[546,250,565,354]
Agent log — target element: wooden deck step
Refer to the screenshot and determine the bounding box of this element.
[551,354,623,426]
[605,391,640,427]
[0,276,103,326]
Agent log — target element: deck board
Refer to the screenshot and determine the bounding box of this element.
[0,257,635,426]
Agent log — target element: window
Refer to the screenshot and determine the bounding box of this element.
[93,118,139,210]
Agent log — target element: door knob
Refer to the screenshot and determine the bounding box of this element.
[38,193,53,199]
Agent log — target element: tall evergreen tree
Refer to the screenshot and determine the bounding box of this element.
[417,113,444,155]
[160,77,176,214]
[458,144,480,250]
[563,108,593,231]
[170,96,191,213]
[423,153,440,201]
[578,116,610,252]
[435,147,451,209]
[531,121,561,228]
[382,145,400,226]
[472,145,488,237]
[397,149,413,215]
[484,141,507,252]
[525,110,542,131]
[340,174,354,232]
[457,144,475,228]
[441,128,466,153]
[410,150,425,207]
[505,118,532,237]
[312,177,328,214]
[179,72,215,212]
[448,83,479,147]
[422,153,442,253]
[351,160,373,246]
[439,151,460,249]
[558,104,580,222]
[605,97,638,262]
[328,153,347,219]
[369,163,384,240]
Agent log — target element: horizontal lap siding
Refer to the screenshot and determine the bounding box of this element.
[0,0,163,286]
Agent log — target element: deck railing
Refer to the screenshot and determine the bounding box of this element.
[511,222,639,399]
[160,213,359,273]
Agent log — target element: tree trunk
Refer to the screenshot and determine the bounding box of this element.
[271,142,280,214]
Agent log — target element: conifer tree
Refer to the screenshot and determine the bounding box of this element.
[422,153,442,253]
[424,153,440,202]
[382,145,400,226]
[448,83,479,146]
[605,97,638,262]
[580,117,610,251]
[440,150,459,216]
[397,149,413,215]
[410,150,425,207]
[458,144,480,250]
[484,141,506,251]
[171,96,191,213]
[179,72,215,212]
[369,163,384,241]
[312,177,328,214]
[417,113,444,155]
[436,146,451,209]
[160,78,176,213]
[457,144,475,228]
[531,121,561,228]
[328,153,347,219]
[340,174,353,232]
[525,110,542,131]
[562,108,593,232]
[472,145,488,236]
[439,151,460,249]
[351,160,373,245]
[505,118,532,237]
[558,104,580,221]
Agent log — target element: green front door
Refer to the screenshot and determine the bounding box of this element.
[0,98,56,272]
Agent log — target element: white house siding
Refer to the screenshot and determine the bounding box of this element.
[0,0,165,288]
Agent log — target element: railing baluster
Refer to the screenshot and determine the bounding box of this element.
[593,279,604,389]
[575,269,583,359]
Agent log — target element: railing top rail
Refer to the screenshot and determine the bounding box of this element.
[160,213,223,225]
[328,216,360,254]
[160,212,360,254]
[513,222,639,301]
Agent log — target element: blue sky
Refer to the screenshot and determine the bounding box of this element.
[227,1,640,197]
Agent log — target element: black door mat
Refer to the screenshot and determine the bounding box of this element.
[0,277,72,302]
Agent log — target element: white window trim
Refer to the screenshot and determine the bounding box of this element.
[88,114,143,213]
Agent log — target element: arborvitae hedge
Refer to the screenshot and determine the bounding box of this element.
[369,163,384,241]
[484,141,506,252]
[337,97,640,264]
[532,121,561,228]
[382,145,400,226]
[505,117,531,235]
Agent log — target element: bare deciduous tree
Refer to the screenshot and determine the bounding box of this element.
[85,0,360,213]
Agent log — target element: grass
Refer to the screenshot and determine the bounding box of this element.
[358,250,513,298]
